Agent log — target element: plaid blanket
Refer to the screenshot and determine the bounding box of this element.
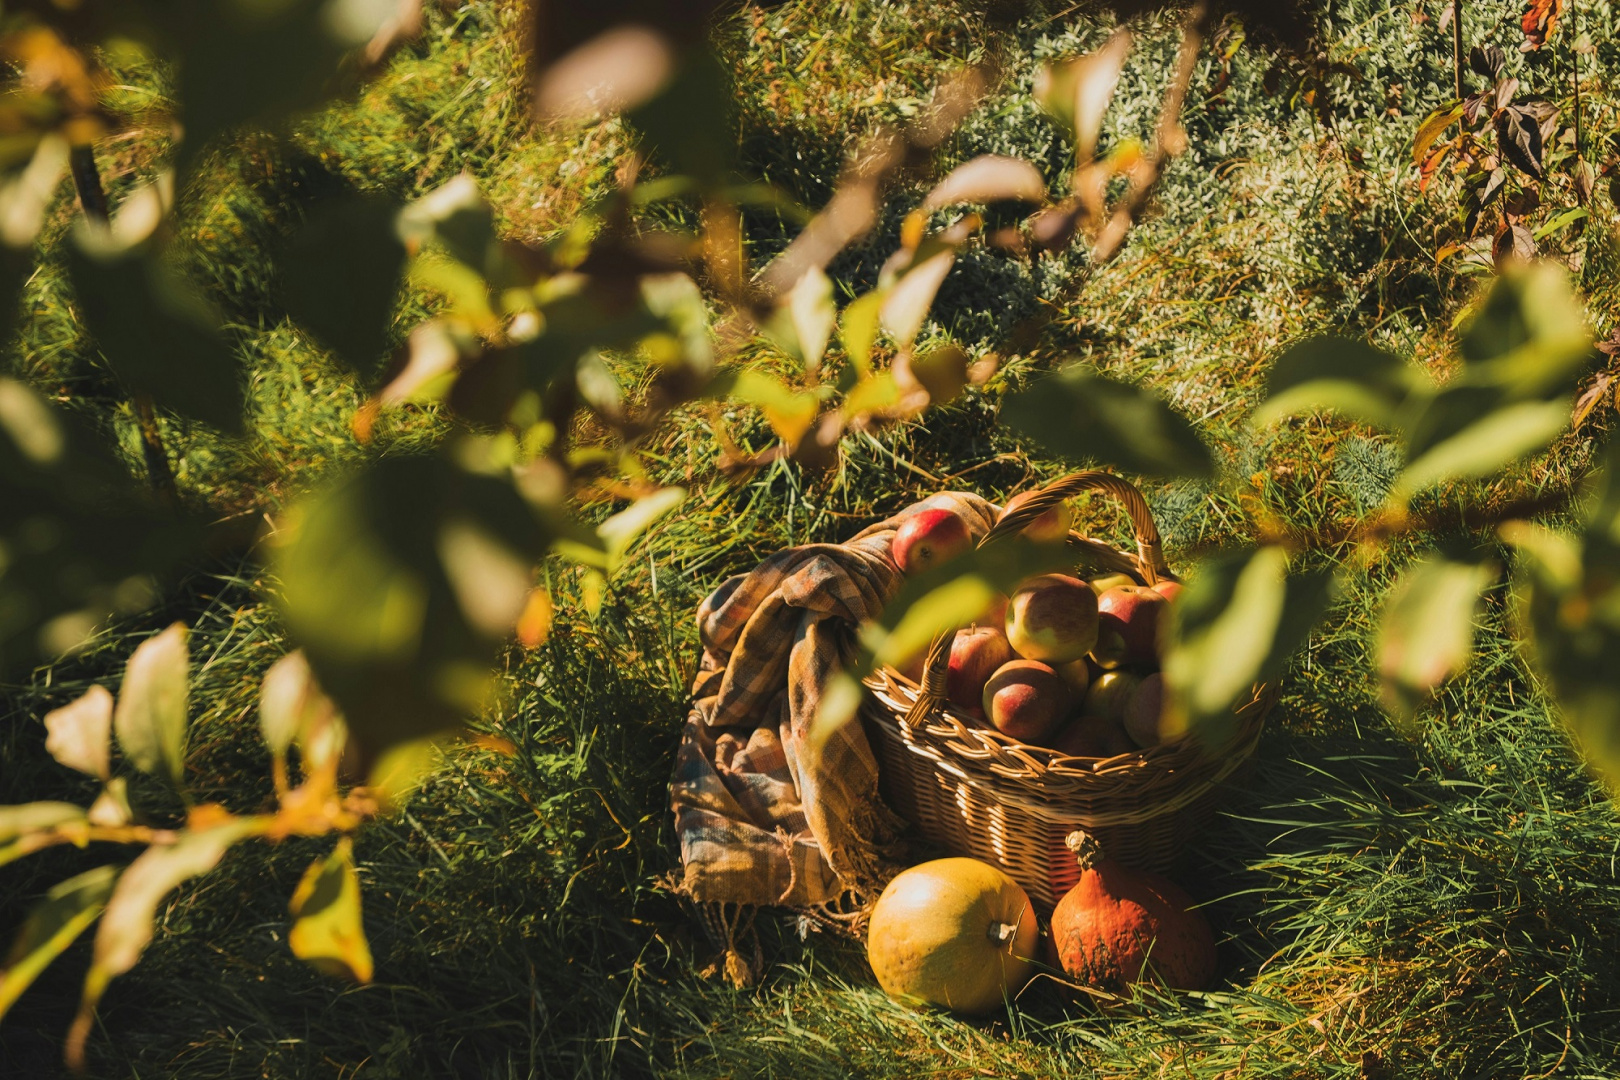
[670,492,1000,960]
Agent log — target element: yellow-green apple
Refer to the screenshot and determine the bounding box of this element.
[1123,672,1166,748]
[1082,670,1142,723]
[1151,579,1184,602]
[1088,572,1137,596]
[1055,657,1092,696]
[1047,715,1135,758]
[892,508,972,575]
[946,626,1016,719]
[982,659,1072,744]
[1005,574,1098,664]
[1090,585,1169,670]
[999,491,1074,543]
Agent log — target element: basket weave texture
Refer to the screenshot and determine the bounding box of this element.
[861,471,1272,911]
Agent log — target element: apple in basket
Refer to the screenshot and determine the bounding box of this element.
[1054,656,1092,696]
[1152,579,1184,602]
[982,659,1072,744]
[999,490,1074,542]
[946,626,1015,719]
[1088,572,1137,596]
[1123,672,1170,748]
[866,857,1039,1015]
[1082,670,1142,723]
[1090,585,1168,670]
[1046,714,1134,758]
[1005,574,1098,664]
[892,508,973,575]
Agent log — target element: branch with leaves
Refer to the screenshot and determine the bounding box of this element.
[1,627,422,1071]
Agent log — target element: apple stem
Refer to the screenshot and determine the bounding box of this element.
[987,921,1019,945]
[1065,829,1103,871]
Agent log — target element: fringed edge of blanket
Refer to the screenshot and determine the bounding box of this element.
[669,874,876,988]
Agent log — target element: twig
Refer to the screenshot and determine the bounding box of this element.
[1090,2,1211,265]
[1452,0,1464,99]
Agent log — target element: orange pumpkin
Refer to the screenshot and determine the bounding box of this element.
[1047,831,1215,992]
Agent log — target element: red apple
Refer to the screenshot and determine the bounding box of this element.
[982,659,1072,744]
[1088,572,1137,596]
[1151,579,1184,602]
[1000,490,1074,543]
[1090,585,1169,670]
[892,508,972,575]
[1082,670,1142,723]
[945,626,1015,719]
[1123,672,1166,748]
[1047,715,1135,758]
[1005,574,1098,664]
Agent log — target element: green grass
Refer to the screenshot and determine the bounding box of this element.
[6,0,1620,1077]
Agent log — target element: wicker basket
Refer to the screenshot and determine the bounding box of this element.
[862,471,1273,911]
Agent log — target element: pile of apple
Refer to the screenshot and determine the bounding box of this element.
[892,493,1182,755]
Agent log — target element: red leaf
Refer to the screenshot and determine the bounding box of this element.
[1521,0,1565,51]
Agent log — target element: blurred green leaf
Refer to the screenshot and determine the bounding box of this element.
[1162,547,1332,734]
[765,266,835,370]
[43,685,113,780]
[71,819,258,1066]
[921,155,1046,211]
[1456,261,1594,398]
[0,379,199,676]
[69,246,244,434]
[0,803,86,845]
[861,534,1073,678]
[842,372,900,418]
[288,837,372,983]
[840,290,883,376]
[861,576,998,671]
[113,623,189,785]
[878,245,954,350]
[273,454,555,754]
[1377,554,1497,719]
[1036,30,1131,161]
[258,650,340,759]
[161,0,413,167]
[1251,335,1421,431]
[628,52,735,186]
[731,369,820,446]
[597,487,685,572]
[1394,395,1570,498]
[1001,366,1213,479]
[281,194,405,373]
[1510,445,1620,799]
[396,174,495,273]
[0,865,117,1023]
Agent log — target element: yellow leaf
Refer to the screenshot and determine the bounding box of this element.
[288,838,373,983]
[1411,101,1464,167]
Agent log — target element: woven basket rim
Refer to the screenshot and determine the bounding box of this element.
[879,469,1271,803]
[864,668,1272,800]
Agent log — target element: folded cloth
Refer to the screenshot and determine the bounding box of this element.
[670,492,1001,930]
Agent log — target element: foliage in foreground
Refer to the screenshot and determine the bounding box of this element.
[2,0,1620,1076]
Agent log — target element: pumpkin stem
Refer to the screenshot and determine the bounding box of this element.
[987,921,1018,945]
[1065,830,1103,871]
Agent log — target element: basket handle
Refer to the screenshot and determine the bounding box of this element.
[903,470,1171,727]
